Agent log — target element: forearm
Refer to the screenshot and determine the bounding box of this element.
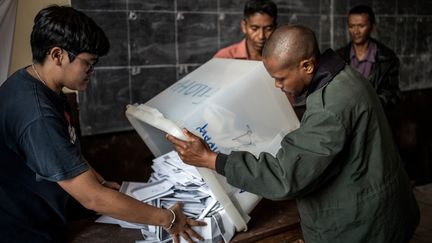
[92,188,172,227]
[59,170,172,228]
[81,156,105,183]
[223,122,346,200]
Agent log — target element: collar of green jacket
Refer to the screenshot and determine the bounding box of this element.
[306,49,345,97]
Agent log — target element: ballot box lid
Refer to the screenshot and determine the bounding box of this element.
[125,58,300,232]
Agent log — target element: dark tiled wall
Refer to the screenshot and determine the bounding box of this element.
[71,0,432,135]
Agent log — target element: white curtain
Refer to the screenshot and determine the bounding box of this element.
[0,0,17,85]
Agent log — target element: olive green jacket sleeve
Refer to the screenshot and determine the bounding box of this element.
[222,105,347,200]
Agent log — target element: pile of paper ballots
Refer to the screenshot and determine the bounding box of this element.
[95,150,239,243]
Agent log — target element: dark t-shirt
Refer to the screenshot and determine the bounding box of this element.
[0,68,88,242]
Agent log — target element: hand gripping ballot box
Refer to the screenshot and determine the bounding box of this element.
[125,58,300,240]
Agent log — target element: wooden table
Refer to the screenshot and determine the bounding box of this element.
[66,199,303,243]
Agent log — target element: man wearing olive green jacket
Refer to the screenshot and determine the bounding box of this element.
[167,25,419,243]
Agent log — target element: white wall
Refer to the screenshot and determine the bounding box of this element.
[8,0,70,76]
[0,0,17,85]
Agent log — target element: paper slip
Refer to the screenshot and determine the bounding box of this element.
[154,151,202,180]
[180,217,224,243]
[131,180,174,202]
[198,198,219,219]
[95,215,146,229]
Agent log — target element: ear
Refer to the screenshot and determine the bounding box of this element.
[300,59,315,74]
[48,47,64,66]
[241,18,247,34]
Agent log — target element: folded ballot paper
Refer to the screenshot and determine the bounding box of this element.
[106,58,300,242]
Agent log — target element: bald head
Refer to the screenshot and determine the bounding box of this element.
[263,25,320,69]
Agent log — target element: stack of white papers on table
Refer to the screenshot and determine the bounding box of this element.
[95,150,239,243]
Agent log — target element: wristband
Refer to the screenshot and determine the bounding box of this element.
[101,180,107,185]
[165,208,176,230]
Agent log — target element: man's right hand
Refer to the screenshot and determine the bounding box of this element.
[166,129,218,170]
[163,202,207,243]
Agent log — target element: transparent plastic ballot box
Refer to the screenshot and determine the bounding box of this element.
[125,58,300,233]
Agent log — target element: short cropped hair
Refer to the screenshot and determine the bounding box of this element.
[263,25,320,68]
[244,0,278,23]
[31,5,110,63]
[348,5,376,26]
